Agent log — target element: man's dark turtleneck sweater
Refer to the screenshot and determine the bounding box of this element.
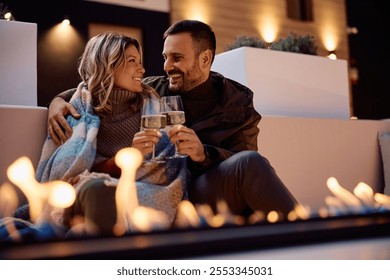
[176,76,220,127]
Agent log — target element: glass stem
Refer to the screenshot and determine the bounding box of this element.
[152,143,156,158]
[175,141,179,155]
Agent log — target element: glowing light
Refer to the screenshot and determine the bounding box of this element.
[6,156,76,224]
[247,210,265,224]
[195,204,216,226]
[0,183,19,217]
[113,147,143,235]
[347,26,359,35]
[327,51,337,60]
[4,153,390,240]
[287,211,298,221]
[209,214,225,228]
[317,5,339,53]
[374,193,390,210]
[322,31,337,52]
[43,21,83,60]
[259,17,278,43]
[354,182,375,206]
[7,157,43,222]
[132,206,169,232]
[267,211,279,223]
[61,19,70,26]
[4,12,13,21]
[256,7,279,44]
[175,200,201,228]
[289,204,310,221]
[47,180,77,208]
[318,207,329,218]
[7,156,35,186]
[326,177,361,210]
[183,1,210,23]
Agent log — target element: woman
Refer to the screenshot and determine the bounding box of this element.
[34,32,189,236]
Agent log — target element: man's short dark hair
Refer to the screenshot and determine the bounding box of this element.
[164,20,216,63]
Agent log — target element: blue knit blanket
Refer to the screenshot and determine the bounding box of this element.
[36,82,100,183]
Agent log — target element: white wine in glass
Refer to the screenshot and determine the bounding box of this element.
[161,95,186,159]
[141,97,166,162]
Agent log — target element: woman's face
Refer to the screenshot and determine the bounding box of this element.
[114,45,145,92]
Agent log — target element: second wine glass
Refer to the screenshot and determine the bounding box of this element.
[141,97,166,162]
[161,95,186,159]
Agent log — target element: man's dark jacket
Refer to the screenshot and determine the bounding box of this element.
[143,72,261,176]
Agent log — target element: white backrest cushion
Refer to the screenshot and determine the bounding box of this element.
[0,105,48,184]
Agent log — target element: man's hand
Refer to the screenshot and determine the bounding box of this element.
[168,125,206,162]
[48,97,80,145]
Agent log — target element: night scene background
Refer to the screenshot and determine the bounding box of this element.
[346,0,389,119]
[1,0,389,120]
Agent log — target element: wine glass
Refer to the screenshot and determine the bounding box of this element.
[141,97,166,162]
[161,95,187,159]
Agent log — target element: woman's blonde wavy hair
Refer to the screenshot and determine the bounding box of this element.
[78,32,158,117]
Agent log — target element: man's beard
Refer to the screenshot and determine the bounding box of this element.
[168,62,202,92]
[168,79,181,92]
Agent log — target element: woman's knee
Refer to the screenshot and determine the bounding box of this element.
[77,178,113,201]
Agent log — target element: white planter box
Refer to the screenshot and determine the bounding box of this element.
[211,47,350,119]
[0,20,37,106]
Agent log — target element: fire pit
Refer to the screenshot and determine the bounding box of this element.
[1,152,390,260]
[1,211,390,259]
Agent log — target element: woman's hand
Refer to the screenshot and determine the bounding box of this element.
[132,130,162,157]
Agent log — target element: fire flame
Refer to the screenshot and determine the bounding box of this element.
[113,147,143,236]
[320,177,390,216]
[6,156,76,224]
[1,153,390,242]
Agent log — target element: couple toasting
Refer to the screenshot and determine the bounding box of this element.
[29,19,297,236]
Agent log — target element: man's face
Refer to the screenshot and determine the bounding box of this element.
[162,33,206,92]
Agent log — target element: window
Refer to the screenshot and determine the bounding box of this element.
[286,0,313,21]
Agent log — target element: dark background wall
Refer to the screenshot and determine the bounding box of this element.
[346,0,389,120]
[2,0,169,106]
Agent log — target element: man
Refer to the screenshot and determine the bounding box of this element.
[48,20,298,219]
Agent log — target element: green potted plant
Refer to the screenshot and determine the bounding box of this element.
[270,32,318,55]
[224,32,318,55]
[224,35,268,51]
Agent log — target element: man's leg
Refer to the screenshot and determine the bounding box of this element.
[188,151,298,216]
